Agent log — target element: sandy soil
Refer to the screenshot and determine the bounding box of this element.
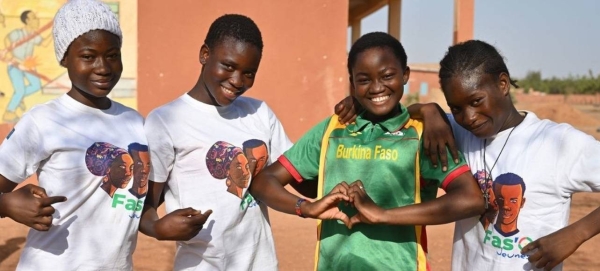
[1,100,600,271]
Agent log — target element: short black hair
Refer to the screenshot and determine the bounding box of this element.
[439,40,518,89]
[204,14,263,54]
[128,143,148,154]
[347,32,407,76]
[242,139,266,152]
[493,172,526,196]
[20,10,31,24]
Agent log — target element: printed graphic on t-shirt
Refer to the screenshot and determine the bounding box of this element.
[85,142,149,218]
[206,140,268,201]
[476,170,533,258]
[86,142,133,198]
[85,142,150,198]
[127,143,150,199]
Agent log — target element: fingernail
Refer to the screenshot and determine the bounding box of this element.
[454,159,459,163]
[433,165,438,168]
[443,166,447,172]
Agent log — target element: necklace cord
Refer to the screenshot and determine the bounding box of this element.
[482,126,517,206]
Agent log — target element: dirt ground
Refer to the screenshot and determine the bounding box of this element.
[1,100,600,271]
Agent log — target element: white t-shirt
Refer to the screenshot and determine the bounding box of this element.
[450,112,600,271]
[145,94,292,271]
[0,94,147,271]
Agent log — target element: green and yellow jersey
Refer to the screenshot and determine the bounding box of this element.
[279,105,470,271]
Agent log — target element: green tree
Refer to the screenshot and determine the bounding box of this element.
[518,71,600,94]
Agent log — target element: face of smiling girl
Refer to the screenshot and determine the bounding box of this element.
[350,46,409,122]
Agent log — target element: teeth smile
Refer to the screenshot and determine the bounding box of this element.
[222,86,235,95]
[371,96,390,102]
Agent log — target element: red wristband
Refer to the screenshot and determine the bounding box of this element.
[295,198,306,218]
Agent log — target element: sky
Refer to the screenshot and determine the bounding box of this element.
[348,0,600,79]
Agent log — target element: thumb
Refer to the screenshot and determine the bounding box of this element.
[334,212,350,229]
[189,209,213,225]
[521,240,538,253]
[348,215,361,229]
[29,185,48,198]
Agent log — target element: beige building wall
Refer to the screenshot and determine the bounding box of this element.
[137,0,350,141]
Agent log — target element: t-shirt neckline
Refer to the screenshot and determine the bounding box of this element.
[58,94,118,115]
[180,93,235,116]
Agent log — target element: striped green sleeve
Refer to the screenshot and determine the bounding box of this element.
[280,116,332,182]
[419,141,471,190]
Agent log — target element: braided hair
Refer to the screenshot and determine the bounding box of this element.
[439,40,518,90]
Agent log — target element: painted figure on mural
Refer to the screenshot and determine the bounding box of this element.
[2,10,51,123]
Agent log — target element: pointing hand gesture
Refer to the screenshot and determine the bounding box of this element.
[0,184,67,231]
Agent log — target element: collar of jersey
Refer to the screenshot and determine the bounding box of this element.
[349,104,409,133]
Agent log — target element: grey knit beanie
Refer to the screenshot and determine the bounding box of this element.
[52,0,122,63]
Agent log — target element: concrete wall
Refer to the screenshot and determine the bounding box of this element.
[137,0,349,141]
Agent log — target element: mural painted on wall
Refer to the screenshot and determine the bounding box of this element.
[0,0,137,124]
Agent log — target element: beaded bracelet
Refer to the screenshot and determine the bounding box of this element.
[295,198,306,218]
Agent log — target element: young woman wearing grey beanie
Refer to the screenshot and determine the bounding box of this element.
[0,0,147,270]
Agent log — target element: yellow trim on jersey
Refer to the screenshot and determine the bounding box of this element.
[404,119,428,271]
[314,115,346,271]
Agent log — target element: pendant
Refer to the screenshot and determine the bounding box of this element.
[483,191,489,210]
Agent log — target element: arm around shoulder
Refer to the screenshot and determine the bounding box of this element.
[409,103,460,170]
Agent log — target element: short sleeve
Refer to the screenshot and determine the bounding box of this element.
[419,140,470,191]
[279,117,331,182]
[7,30,20,43]
[265,103,293,165]
[558,126,600,194]
[33,34,43,45]
[0,114,47,183]
[145,111,175,183]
